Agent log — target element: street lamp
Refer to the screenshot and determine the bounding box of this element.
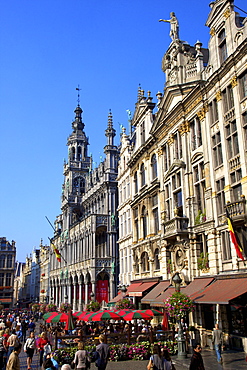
[90,292,95,301]
[172,272,187,359]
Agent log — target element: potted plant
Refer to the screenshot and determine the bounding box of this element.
[46,303,57,312]
[60,302,73,312]
[86,300,100,312]
[115,298,135,310]
[164,292,194,321]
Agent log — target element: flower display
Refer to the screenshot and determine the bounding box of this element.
[115,298,135,310]
[59,302,73,312]
[46,303,57,312]
[164,292,194,321]
[86,300,100,312]
[30,303,40,312]
[40,303,47,313]
[52,340,177,364]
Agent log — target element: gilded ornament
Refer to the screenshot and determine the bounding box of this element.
[197,108,206,121]
[215,91,222,102]
[210,27,215,37]
[167,135,174,145]
[157,148,163,157]
[231,75,238,88]
[223,8,231,19]
[178,121,190,135]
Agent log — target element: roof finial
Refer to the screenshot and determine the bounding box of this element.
[76,85,81,106]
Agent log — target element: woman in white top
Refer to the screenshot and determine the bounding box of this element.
[24,331,36,370]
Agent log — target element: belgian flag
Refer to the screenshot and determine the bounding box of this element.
[226,209,245,261]
[50,241,62,263]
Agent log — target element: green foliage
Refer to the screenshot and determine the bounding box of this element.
[197,252,209,270]
[30,303,40,312]
[46,303,57,312]
[115,298,135,310]
[195,210,206,225]
[59,303,72,312]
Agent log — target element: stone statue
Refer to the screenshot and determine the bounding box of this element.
[159,12,179,41]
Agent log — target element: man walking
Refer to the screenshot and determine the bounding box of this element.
[189,343,205,370]
[212,323,223,363]
[6,343,22,370]
[95,334,110,370]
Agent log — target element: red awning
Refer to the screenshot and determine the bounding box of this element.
[108,292,126,304]
[141,281,170,304]
[151,287,177,307]
[128,281,158,297]
[191,277,247,304]
[183,277,214,297]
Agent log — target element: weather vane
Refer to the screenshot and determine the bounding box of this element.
[76,85,81,105]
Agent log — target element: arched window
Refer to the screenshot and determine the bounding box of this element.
[142,206,148,238]
[141,252,149,272]
[154,248,160,270]
[151,154,158,179]
[71,147,75,161]
[73,177,85,195]
[140,163,145,187]
[134,171,138,193]
[77,146,82,161]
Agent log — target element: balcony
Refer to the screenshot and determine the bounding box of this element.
[226,197,246,223]
[163,216,189,240]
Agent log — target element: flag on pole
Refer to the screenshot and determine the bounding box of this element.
[161,311,169,331]
[226,209,245,261]
[51,242,61,262]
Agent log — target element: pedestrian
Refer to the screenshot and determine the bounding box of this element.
[7,330,20,360]
[95,334,110,370]
[147,343,164,370]
[6,343,22,370]
[24,331,36,370]
[163,349,175,370]
[28,320,35,334]
[37,332,48,367]
[189,343,205,370]
[72,341,91,370]
[0,329,7,370]
[61,365,71,370]
[212,323,223,363]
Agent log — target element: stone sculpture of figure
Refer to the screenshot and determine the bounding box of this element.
[159,12,179,41]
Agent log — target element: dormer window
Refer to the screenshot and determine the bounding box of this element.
[218,29,228,63]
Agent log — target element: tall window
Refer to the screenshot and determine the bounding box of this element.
[7,255,12,268]
[6,273,11,286]
[190,117,202,150]
[141,252,149,272]
[242,113,247,145]
[172,172,183,216]
[0,273,4,286]
[134,171,138,194]
[163,144,171,172]
[222,85,234,113]
[239,71,247,100]
[165,183,172,220]
[216,178,225,215]
[212,131,223,167]
[173,132,182,159]
[134,208,139,241]
[225,120,239,159]
[140,163,145,187]
[151,154,158,179]
[140,121,145,145]
[135,256,139,274]
[154,248,160,270]
[209,99,219,124]
[152,194,159,234]
[196,234,208,256]
[221,230,232,260]
[142,206,148,238]
[0,255,5,268]
[230,169,242,202]
[218,29,228,63]
[193,162,205,214]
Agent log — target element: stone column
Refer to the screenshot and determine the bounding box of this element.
[78,282,82,311]
[85,283,89,305]
[73,283,77,312]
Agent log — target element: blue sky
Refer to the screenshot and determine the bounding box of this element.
[0,0,246,261]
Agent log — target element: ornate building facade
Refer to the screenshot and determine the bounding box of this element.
[50,105,119,311]
[117,0,247,343]
[0,238,16,308]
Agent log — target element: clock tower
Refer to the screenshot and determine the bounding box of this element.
[61,104,92,231]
